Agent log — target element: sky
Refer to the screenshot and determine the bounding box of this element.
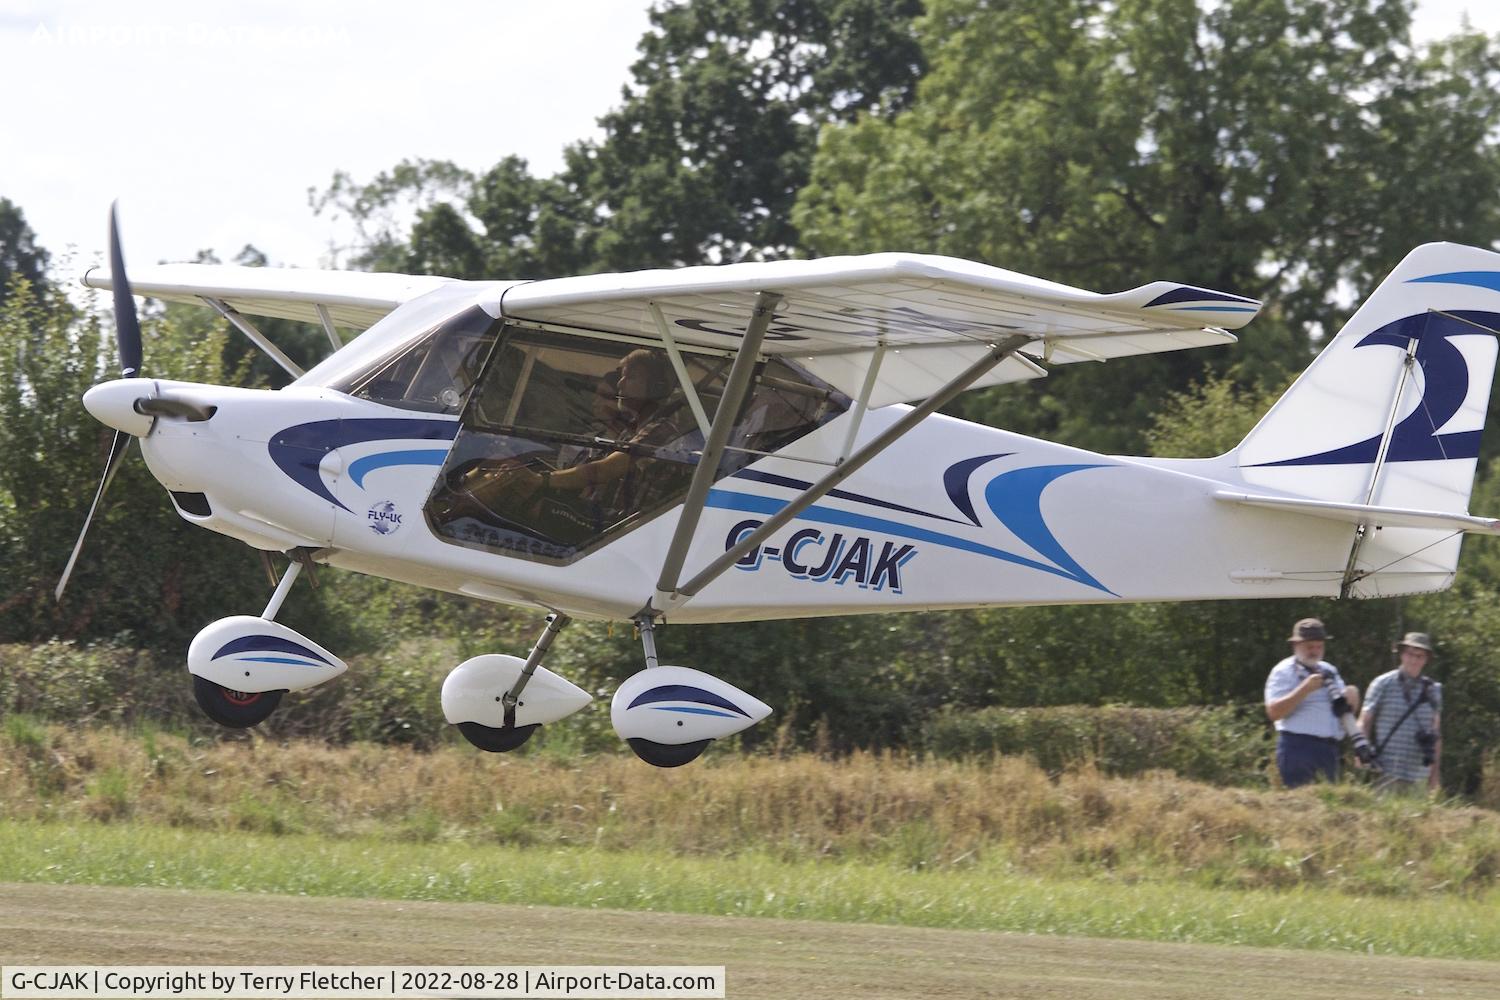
[3,0,656,271]
[3,0,1499,275]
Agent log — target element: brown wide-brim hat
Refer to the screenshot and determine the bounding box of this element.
[1393,632,1436,654]
[1288,618,1331,642]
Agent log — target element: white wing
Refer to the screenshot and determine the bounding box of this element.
[83,254,1261,406]
[81,263,460,331]
[500,253,1261,406]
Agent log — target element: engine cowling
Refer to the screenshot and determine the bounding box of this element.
[187,615,346,693]
[611,665,772,767]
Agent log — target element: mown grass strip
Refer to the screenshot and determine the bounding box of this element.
[2,819,1496,960]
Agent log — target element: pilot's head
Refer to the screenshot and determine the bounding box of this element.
[615,349,672,420]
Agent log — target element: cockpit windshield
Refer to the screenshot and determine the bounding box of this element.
[326,304,501,415]
[424,324,848,563]
[294,282,504,392]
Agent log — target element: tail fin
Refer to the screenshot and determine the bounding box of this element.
[1232,242,1500,596]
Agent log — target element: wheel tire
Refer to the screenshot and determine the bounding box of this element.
[627,737,711,768]
[192,675,283,729]
[456,721,539,753]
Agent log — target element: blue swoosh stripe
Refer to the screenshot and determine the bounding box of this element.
[213,635,334,667]
[348,448,451,488]
[269,418,458,512]
[1167,305,1258,313]
[944,454,1011,526]
[1251,310,1500,467]
[234,656,323,667]
[1144,286,1259,308]
[706,483,1115,594]
[733,468,968,525]
[1407,272,1500,294]
[984,465,1108,593]
[627,684,750,718]
[647,705,739,718]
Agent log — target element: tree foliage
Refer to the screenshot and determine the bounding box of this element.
[0,276,269,645]
[0,199,49,306]
[314,0,925,277]
[794,0,1500,452]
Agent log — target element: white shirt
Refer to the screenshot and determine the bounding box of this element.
[1265,655,1345,739]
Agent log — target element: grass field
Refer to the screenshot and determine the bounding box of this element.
[4,882,1500,1000]
[2,720,1498,965]
[2,819,1498,959]
[5,719,1500,898]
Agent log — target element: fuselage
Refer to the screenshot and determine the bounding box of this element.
[100,379,1361,624]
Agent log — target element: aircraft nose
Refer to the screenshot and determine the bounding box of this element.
[83,378,156,436]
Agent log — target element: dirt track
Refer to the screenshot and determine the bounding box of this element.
[2,883,1498,998]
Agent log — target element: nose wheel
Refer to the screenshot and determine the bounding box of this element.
[192,675,283,729]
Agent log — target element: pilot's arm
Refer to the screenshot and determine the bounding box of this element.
[506,450,632,498]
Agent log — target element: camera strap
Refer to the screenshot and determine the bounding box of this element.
[1372,676,1431,761]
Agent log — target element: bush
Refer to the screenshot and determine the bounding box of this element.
[0,638,618,755]
[0,640,191,726]
[925,703,1271,786]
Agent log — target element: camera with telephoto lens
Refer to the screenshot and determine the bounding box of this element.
[1415,728,1438,767]
[1314,665,1382,770]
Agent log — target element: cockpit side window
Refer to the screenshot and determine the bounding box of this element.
[424,325,848,564]
[333,305,500,415]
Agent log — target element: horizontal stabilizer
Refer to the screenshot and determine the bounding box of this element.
[1214,489,1500,535]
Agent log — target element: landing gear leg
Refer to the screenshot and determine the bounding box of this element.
[454,612,572,753]
[637,613,660,670]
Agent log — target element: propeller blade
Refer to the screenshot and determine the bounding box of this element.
[54,430,133,603]
[109,202,143,379]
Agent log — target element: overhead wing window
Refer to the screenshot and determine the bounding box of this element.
[332,304,500,414]
[425,326,847,564]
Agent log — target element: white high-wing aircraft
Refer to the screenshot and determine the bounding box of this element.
[60,209,1500,765]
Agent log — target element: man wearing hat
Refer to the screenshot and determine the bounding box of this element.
[1265,618,1361,788]
[1360,633,1443,795]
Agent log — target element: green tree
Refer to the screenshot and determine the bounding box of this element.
[795,0,1500,453]
[570,0,925,269]
[315,0,926,278]
[0,198,49,305]
[1144,376,1280,459]
[0,276,272,646]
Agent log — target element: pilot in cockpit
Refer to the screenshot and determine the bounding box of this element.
[448,348,692,529]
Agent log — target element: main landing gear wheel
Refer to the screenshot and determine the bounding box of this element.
[627,737,712,768]
[192,675,283,729]
[456,721,539,753]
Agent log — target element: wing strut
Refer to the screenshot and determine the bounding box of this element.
[652,291,782,609]
[650,302,713,440]
[839,342,886,463]
[647,332,1034,616]
[200,297,305,378]
[315,304,344,351]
